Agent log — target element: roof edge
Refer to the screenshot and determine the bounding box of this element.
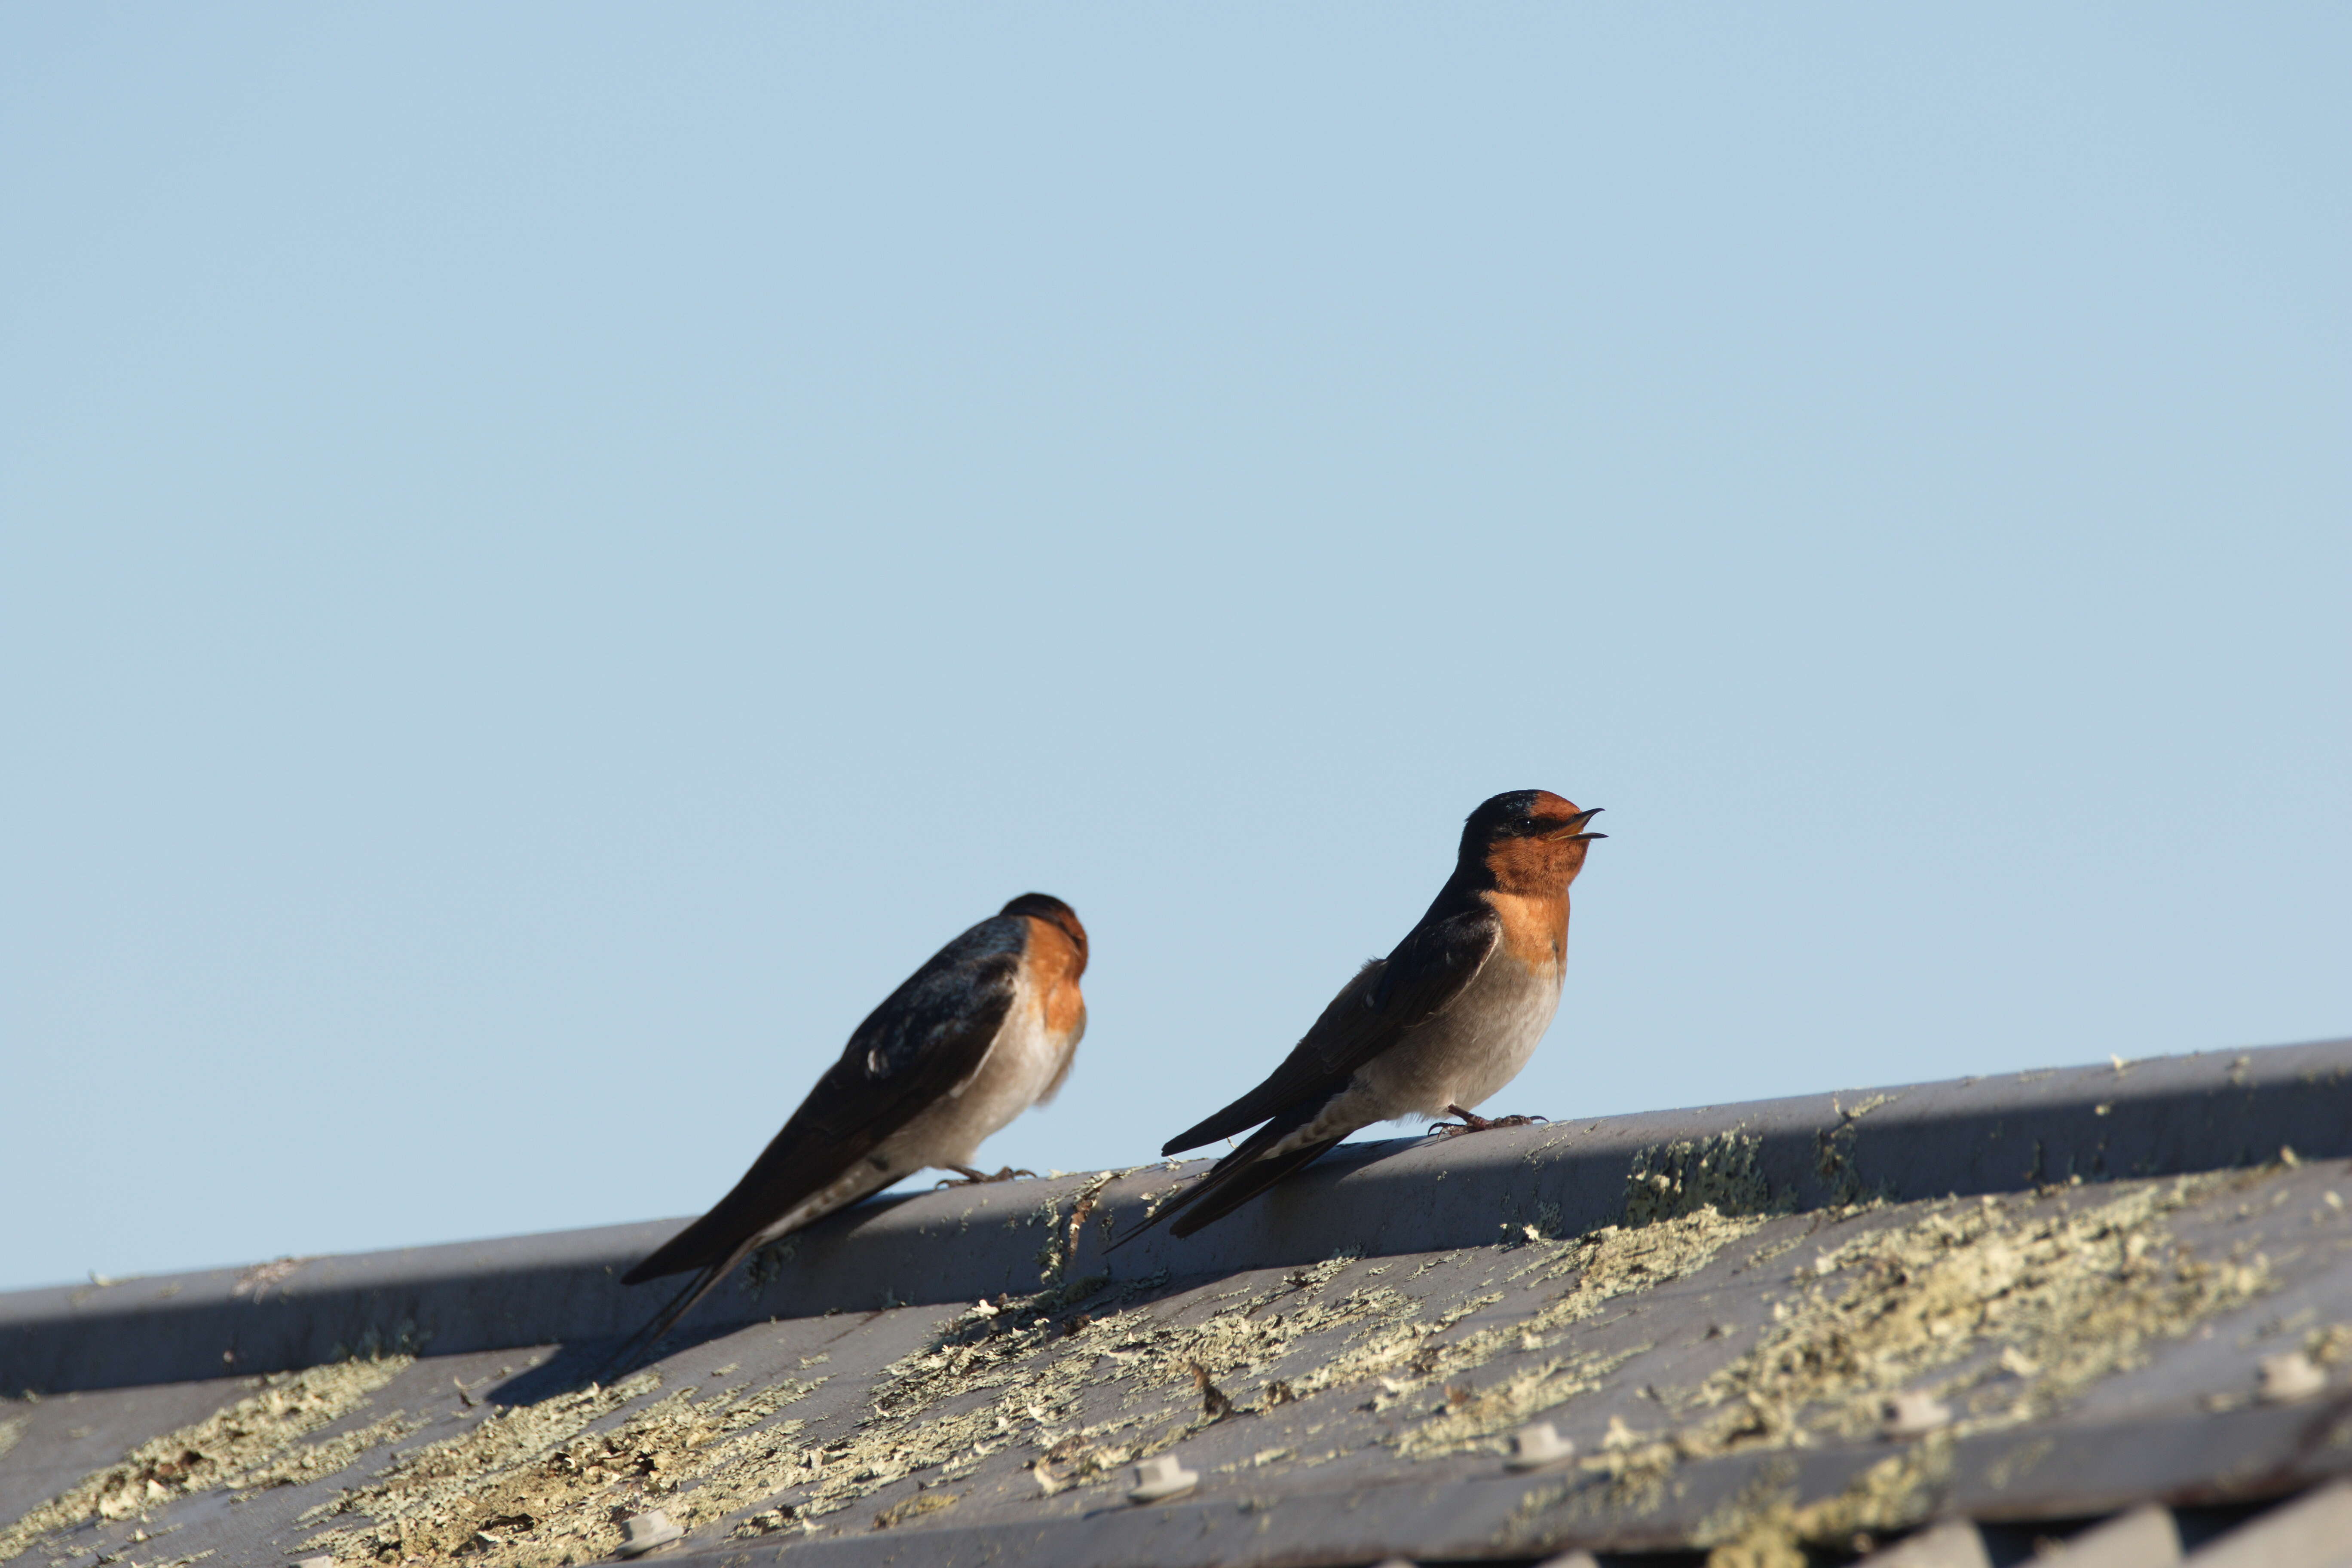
[5,1035,2345,1396]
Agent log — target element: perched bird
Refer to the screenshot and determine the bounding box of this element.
[1132,791,1602,1242]
[609,893,1088,1368]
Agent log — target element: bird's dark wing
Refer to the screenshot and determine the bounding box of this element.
[1160,900,1500,1156]
[622,917,1026,1286]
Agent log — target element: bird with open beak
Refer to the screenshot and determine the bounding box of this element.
[1132,791,1602,1242]
[609,893,1087,1370]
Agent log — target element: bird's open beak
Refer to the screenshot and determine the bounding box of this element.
[1548,807,1605,842]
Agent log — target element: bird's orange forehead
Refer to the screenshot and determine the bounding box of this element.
[1523,791,1586,823]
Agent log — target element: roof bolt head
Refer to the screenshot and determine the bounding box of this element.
[1126,1454,1199,1504]
[1506,1420,1576,1470]
[615,1510,683,1557]
[1879,1390,1952,1439]
[2259,1351,2327,1403]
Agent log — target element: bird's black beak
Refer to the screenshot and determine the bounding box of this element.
[1548,807,1605,842]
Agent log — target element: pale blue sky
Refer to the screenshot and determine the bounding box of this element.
[3,5,2345,1292]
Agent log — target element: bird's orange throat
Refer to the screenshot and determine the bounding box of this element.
[1478,834,1586,968]
[1482,833,1592,897]
[1024,915,1090,1037]
[1484,888,1569,968]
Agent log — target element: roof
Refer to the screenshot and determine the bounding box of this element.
[5,1036,2352,1568]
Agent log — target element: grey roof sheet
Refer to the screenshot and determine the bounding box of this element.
[4,1037,2352,1568]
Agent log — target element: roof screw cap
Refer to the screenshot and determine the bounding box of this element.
[1126,1454,1199,1504]
[615,1510,683,1558]
[1506,1421,1576,1470]
[1879,1390,1952,1439]
[2259,1351,2327,1403]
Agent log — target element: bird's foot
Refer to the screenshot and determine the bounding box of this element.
[1428,1105,1550,1139]
[934,1164,1036,1188]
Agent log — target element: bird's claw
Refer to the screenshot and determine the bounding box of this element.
[934,1165,1036,1188]
[1427,1105,1549,1139]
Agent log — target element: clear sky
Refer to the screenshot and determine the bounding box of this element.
[3,5,2345,1293]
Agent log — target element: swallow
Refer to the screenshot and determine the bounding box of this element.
[609,893,1088,1369]
[1131,791,1602,1242]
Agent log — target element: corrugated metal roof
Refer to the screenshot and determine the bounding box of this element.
[5,1037,2352,1568]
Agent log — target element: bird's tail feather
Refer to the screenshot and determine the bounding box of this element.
[1167,1138,1341,1238]
[622,1211,733,1286]
[599,1240,754,1381]
[1111,1094,1348,1249]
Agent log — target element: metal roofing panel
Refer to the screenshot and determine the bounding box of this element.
[4,1037,2351,1568]
[8,1036,2345,1399]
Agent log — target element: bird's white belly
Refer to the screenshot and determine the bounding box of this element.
[883,980,1069,1169]
[1356,949,1562,1121]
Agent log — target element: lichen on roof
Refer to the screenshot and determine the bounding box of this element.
[1625,1130,1778,1225]
[1462,1162,2284,1563]
[837,1254,1406,1515]
[0,1150,2313,1568]
[1688,1170,2271,1457]
[1398,1200,1777,1460]
[1699,1442,1954,1568]
[1642,1171,2274,1563]
[299,1369,816,1566]
[0,1355,413,1564]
